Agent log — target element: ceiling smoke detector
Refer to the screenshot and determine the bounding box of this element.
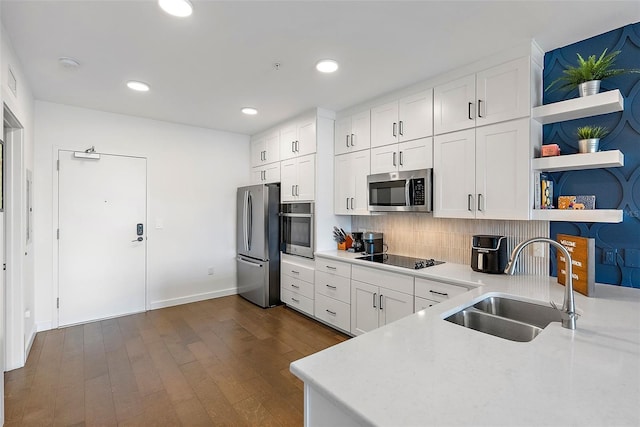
[158,0,193,17]
[58,57,80,69]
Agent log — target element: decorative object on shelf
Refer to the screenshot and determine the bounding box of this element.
[545,49,640,97]
[558,195,596,210]
[541,144,561,157]
[577,125,608,153]
[556,234,595,297]
[541,173,554,209]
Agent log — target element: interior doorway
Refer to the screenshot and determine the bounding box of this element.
[57,150,147,326]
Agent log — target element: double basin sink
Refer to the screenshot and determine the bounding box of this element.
[445,295,563,342]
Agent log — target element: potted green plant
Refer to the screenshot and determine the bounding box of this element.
[545,49,639,97]
[576,125,608,153]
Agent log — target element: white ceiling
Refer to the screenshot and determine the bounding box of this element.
[2,1,639,136]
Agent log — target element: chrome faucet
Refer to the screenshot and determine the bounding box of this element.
[504,237,577,330]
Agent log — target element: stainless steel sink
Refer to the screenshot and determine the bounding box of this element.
[445,295,562,342]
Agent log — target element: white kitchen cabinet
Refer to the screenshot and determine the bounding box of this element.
[281,154,315,202]
[281,257,315,317]
[434,57,530,135]
[434,118,531,220]
[280,115,317,160]
[314,258,352,333]
[250,162,280,184]
[371,89,433,148]
[335,110,371,155]
[414,278,469,308]
[334,150,370,215]
[250,130,280,167]
[415,297,437,312]
[370,137,433,175]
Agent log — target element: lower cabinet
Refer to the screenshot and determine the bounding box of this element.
[414,277,470,311]
[315,258,352,333]
[281,256,315,317]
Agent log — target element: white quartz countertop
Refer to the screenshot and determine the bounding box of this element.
[291,252,640,426]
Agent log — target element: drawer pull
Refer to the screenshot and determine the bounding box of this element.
[373,292,377,308]
[429,290,449,297]
[379,294,383,310]
[325,265,337,270]
[291,297,300,303]
[291,270,300,274]
[291,284,300,289]
[325,309,337,316]
[325,284,337,290]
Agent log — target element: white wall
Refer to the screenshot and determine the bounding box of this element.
[34,101,251,330]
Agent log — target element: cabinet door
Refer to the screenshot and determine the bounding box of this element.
[398,137,433,171]
[263,131,280,164]
[371,101,399,148]
[475,118,530,220]
[334,117,352,156]
[251,167,264,185]
[350,280,379,336]
[433,129,476,218]
[351,110,371,151]
[263,162,280,184]
[476,57,530,127]
[280,124,297,161]
[334,153,354,214]
[415,296,438,312]
[296,154,315,201]
[250,136,266,167]
[379,288,413,327]
[297,117,317,157]
[434,74,476,135]
[370,144,398,175]
[351,150,370,215]
[280,159,298,202]
[399,89,433,142]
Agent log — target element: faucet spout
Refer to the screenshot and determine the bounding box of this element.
[504,237,576,330]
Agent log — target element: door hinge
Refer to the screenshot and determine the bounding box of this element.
[57,229,60,240]
[57,159,60,171]
[57,298,59,309]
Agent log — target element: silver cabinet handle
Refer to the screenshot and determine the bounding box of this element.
[292,185,295,196]
[295,140,300,152]
[325,265,337,270]
[392,152,397,166]
[291,141,295,153]
[373,292,377,308]
[429,290,449,297]
[291,284,300,289]
[392,122,397,137]
[346,198,350,210]
[468,194,474,211]
[291,297,300,303]
[295,185,299,196]
[478,99,483,118]
[468,102,474,120]
[131,237,144,242]
[399,151,404,166]
[351,133,355,146]
[261,170,265,181]
[379,294,383,310]
[399,120,403,136]
[326,284,337,289]
[478,193,483,211]
[326,309,337,316]
[351,198,354,209]
[291,270,300,274]
[346,135,350,148]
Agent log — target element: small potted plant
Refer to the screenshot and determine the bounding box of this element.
[545,48,639,97]
[576,125,608,153]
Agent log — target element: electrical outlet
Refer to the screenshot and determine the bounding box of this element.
[532,242,545,257]
[208,267,215,275]
[603,249,617,266]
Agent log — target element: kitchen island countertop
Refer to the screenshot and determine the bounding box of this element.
[290,251,640,426]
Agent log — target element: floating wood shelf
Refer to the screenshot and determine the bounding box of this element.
[531,209,623,223]
[532,90,624,124]
[532,150,624,172]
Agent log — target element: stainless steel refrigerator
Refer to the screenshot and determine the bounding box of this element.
[236,183,281,307]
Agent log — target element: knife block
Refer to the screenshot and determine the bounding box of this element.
[338,235,353,251]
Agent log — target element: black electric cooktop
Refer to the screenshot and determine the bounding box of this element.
[356,254,445,270]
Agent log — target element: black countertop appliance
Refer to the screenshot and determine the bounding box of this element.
[363,232,384,255]
[471,235,508,274]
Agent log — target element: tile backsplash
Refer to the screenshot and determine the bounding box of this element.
[351,214,550,276]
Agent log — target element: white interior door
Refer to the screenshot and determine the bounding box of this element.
[58,150,146,326]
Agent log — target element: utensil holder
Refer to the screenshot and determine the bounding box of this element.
[338,235,353,250]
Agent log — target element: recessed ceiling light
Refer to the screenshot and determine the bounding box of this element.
[127,81,150,92]
[316,59,339,73]
[158,0,193,17]
[58,57,80,69]
[241,107,258,115]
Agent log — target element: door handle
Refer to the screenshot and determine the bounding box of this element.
[392,152,397,166]
[468,102,474,120]
[351,133,355,146]
[292,185,295,196]
[131,237,143,242]
[346,198,350,210]
[468,194,474,212]
[351,198,354,210]
[399,151,403,166]
[478,193,484,212]
[399,120,403,136]
[478,99,483,118]
[392,122,397,137]
[379,294,383,310]
[346,135,350,148]
[291,141,295,153]
[295,141,300,152]
[373,292,377,308]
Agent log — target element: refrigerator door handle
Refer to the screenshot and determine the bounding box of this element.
[247,192,253,251]
[243,190,249,252]
[237,256,263,268]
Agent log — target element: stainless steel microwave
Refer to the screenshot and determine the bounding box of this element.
[367,169,432,212]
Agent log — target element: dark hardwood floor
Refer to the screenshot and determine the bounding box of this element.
[4,295,350,426]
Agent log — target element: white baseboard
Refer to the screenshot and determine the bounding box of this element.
[36,320,53,332]
[148,287,238,311]
[25,324,37,357]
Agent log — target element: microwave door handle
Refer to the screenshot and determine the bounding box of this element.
[405,179,411,206]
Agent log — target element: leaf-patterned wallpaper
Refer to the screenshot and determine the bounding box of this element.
[543,22,640,287]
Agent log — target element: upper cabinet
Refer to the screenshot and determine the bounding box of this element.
[370,137,433,175]
[371,89,433,148]
[250,130,280,167]
[281,154,316,202]
[335,110,371,155]
[434,57,531,135]
[335,150,370,215]
[280,114,317,160]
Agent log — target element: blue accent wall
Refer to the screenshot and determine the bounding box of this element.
[543,23,640,287]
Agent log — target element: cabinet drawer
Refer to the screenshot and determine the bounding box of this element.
[415,296,439,312]
[415,278,468,302]
[352,265,414,295]
[281,260,315,283]
[315,293,350,332]
[281,276,314,300]
[281,288,314,317]
[315,258,351,278]
[315,271,350,303]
